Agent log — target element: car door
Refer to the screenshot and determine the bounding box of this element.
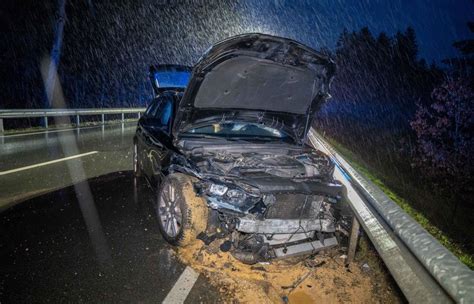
[135,100,158,177]
[137,64,190,185]
[141,94,176,186]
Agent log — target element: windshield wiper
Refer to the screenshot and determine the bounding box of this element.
[180,133,283,142]
[180,133,241,141]
[181,133,221,139]
[227,136,280,142]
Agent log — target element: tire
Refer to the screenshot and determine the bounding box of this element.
[133,143,142,177]
[156,173,208,247]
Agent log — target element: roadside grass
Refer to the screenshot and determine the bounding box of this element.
[326,137,474,270]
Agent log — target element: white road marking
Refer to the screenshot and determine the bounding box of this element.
[0,151,98,176]
[162,266,199,304]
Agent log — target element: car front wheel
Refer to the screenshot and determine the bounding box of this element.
[156,173,208,247]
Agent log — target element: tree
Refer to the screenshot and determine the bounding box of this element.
[394,27,418,66]
[410,78,473,217]
[331,26,442,113]
[442,22,474,82]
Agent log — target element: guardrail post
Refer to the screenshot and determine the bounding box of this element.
[76,115,80,127]
[137,112,141,119]
[101,114,105,125]
[121,112,125,122]
[0,118,4,134]
[346,216,360,265]
[44,116,48,129]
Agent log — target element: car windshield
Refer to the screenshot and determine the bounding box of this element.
[182,122,290,141]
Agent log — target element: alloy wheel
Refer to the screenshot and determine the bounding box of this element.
[158,183,182,237]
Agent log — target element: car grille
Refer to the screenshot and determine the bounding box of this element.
[265,194,323,219]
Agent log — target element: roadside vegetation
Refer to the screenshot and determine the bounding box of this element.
[315,23,473,269]
[326,138,474,269]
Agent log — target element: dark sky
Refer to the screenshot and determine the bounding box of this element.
[2,0,473,63]
[237,0,474,63]
[1,0,473,108]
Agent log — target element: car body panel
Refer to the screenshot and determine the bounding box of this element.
[135,90,183,186]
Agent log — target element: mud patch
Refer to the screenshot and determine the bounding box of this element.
[177,239,401,303]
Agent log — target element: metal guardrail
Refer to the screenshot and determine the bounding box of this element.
[0,108,146,133]
[308,129,474,304]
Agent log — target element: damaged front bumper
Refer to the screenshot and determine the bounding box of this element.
[232,216,338,263]
[189,164,344,264]
[196,186,342,264]
[230,232,339,264]
[236,217,335,234]
[273,237,338,259]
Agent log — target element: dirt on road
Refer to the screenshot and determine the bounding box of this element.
[176,238,402,303]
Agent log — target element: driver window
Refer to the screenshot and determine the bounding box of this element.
[150,96,173,132]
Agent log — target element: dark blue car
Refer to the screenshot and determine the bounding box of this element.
[133,34,341,264]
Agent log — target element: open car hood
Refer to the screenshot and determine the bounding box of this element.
[172,33,335,143]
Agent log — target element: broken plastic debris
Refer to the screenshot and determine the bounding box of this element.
[361,263,370,273]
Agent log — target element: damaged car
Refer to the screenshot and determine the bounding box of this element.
[134,33,344,264]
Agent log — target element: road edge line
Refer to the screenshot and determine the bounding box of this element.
[162,266,199,304]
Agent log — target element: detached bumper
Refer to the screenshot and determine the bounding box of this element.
[231,216,338,264]
[274,236,338,258]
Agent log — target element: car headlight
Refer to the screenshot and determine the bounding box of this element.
[207,183,246,200]
[209,184,228,196]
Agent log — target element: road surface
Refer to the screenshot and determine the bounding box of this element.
[0,123,221,303]
[1,123,135,210]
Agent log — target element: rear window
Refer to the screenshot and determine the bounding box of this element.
[153,71,190,88]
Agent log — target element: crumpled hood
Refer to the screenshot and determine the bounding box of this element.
[191,149,334,180]
[187,148,340,205]
[173,33,335,143]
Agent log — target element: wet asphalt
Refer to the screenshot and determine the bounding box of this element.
[0,123,137,210]
[0,123,220,303]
